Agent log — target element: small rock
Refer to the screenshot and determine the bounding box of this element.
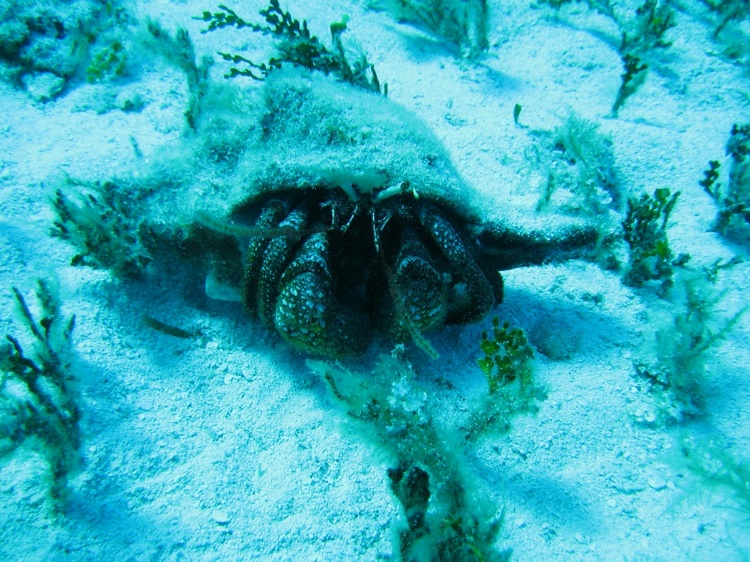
[26,490,47,507]
[648,476,667,491]
[22,71,65,102]
[115,90,144,112]
[211,509,230,525]
[530,314,582,360]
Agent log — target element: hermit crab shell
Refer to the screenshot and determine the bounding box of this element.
[172,69,485,226]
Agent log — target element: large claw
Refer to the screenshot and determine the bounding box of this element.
[274,232,368,357]
[387,228,449,338]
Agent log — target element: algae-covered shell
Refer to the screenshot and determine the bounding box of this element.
[150,68,589,255]
[167,69,485,228]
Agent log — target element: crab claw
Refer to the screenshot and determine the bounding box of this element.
[387,228,449,338]
[274,232,368,357]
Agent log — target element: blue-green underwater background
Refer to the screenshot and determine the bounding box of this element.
[1,0,749,559]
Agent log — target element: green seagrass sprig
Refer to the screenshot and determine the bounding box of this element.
[195,1,385,94]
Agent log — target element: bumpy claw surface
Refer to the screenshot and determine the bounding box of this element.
[243,200,289,316]
[256,207,308,328]
[389,229,449,337]
[274,232,367,357]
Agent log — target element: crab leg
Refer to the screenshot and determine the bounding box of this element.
[372,210,439,359]
[242,199,289,316]
[254,206,308,329]
[471,219,597,271]
[419,206,494,324]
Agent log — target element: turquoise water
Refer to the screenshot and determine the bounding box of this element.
[1,0,749,560]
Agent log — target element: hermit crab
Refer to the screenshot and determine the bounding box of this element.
[160,70,594,357]
[56,70,595,358]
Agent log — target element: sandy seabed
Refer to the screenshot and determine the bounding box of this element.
[1,0,749,560]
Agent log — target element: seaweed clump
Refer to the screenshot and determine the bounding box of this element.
[611,0,675,115]
[51,177,152,278]
[309,347,514,561]
[466,318,542,440]
[85,39,127,83]
[532,114,621,215]
[702,124,750,245]
[369,0,489,59]
[0,0,132,100]
[196,1,385,94]
[702,0,750,36]
[699,0,750,66]
[633,260,745,424]
[611,53,648,116]
[680,435,750,524]
[537,0,675,113]
[309,317,542,559]
[529,113,622,267]
[0,280,80,506]
[139,19,213,130]
[622,187,690,294]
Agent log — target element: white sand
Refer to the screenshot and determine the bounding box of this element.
[1,0,749,560]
